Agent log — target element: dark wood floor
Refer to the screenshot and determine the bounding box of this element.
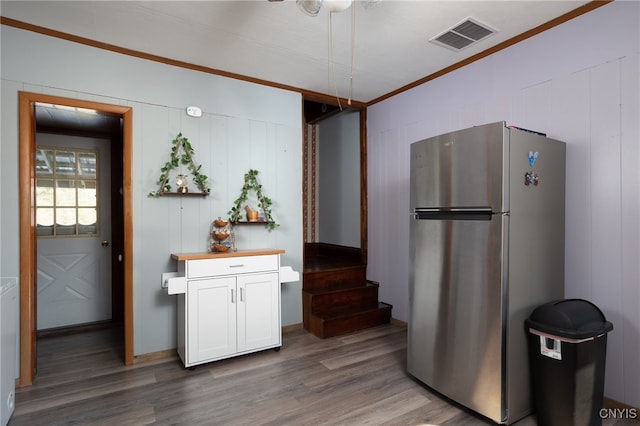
[9,324,635,425]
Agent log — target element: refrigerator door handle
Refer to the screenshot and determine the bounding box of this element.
[412,207,493,221]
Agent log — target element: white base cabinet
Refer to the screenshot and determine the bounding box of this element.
[171,250,283,368]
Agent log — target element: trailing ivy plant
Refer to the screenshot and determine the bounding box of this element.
[228,169,279,231]
[148,133,211,197]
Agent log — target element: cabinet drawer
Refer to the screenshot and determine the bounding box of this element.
[187,255,278,278]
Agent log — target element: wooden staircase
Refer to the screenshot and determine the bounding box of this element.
[303,243,392,338]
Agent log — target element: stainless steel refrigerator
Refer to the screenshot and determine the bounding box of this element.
[408,121,565,424]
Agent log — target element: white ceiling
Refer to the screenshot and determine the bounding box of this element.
[1,0,595,104]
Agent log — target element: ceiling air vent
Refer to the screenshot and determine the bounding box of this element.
[430,17,497,51]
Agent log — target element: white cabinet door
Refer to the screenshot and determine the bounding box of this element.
[237,272,280,353]
[187,276,237,365]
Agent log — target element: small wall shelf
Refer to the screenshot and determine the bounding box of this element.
[157,191,209,197]
[234,221,270,225]
[148,133,211,198]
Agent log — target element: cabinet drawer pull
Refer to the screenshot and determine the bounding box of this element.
[229,264,245,268]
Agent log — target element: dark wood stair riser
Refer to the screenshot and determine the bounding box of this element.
[303,266,366,291]
[305,283,380,314]
[309,303,393,338]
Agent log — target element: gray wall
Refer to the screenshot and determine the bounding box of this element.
[367,1,639,408]
[1,26,303,359]
[318,110,360,247]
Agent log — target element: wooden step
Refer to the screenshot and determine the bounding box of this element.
[304,281,380,314]
[308,302,393,338]
[304,242,362,266]
[302,279,380,332]
[303,265,366,291]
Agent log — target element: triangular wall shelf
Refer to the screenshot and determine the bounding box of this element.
[148,133,211,197]
[228,169,279,231]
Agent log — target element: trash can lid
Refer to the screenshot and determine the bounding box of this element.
[525,298,613,340]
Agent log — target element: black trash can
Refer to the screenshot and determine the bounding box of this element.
[525,299,613,426]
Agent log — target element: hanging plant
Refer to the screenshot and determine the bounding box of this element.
[228,169,279,231]
[148,133,211,197]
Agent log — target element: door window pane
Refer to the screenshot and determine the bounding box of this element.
[55,179,76,206]
[78,152,97,179]
[56,207,77,226]
[78,180,97,207]
[35,146,99,237]
[36,207,54,236]
[36,179,54,207]
[55,151,76,177]
[36,149,54,177]
[78,207,97,235]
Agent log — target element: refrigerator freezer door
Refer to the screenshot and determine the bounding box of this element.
[410,122,506,212]
[408,213,507,423]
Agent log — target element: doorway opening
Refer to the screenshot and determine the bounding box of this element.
[302,98,367,256]
[18,92,134,386]
[301,98,390,338]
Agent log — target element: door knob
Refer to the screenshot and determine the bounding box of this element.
[101,240,110,247]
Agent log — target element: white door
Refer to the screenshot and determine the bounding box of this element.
[237,272,280,352]
[36,134,112,330]
[187,277,237,364]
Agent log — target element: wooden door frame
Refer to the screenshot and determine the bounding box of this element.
[359,107,368,264]
[18,91,134,386]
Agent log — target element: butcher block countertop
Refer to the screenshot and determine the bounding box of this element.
[171,248,285,261]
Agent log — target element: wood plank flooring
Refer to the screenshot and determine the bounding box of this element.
[9,324,636,425]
